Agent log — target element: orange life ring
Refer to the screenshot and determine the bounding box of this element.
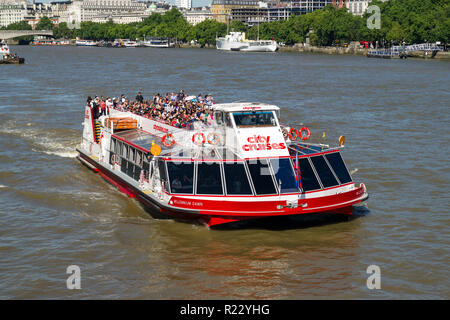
[288,127,298,141]
[207,132,220,145]
[299,127,311,140]
[162,133,175,147]
[192,132,206,146]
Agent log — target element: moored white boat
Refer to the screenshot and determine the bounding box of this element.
[77,98,368,228]
[76,39,98,47]
[216,32,277,52]
[123,40,139,47]
[141,38,174,48]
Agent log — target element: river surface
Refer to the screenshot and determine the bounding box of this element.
[0,46,448,299]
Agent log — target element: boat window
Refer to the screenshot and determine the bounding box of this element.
[325,152,352,184]
[196,162,223,195]
[136,150,142,167]
[116,141,122,156]
[225,113,233,128]
[127,161,135,178]
[215,112,223,125]
[298,158,321,191]
[157,159,169,192]
[233,111,276,127]
[310,156,339,188]
[270,158,299,193]
[122,144,128,158]
[129,147,135,163]
[121,159,128,174]
[246,159,277,195]
[166,162,194,194]
[110,138,116,153]
[133,165,140,181]
[143,161,149,180]
[223,162,253,195]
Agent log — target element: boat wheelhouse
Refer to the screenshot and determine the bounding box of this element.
[77,101,368,227]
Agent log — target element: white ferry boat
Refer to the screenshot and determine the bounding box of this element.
[76,100,368,228]
[216,32,277,52]
[76,39,98,47]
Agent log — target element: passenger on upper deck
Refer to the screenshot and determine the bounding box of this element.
[87,90,216,129]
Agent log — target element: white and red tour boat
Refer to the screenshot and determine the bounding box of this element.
[76,100,368,227]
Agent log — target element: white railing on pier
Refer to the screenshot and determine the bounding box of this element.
[368,43,444,57]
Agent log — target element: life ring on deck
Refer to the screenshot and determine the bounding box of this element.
[207,132,220,145]
[192,132,206,146]
[288,127,298,141]
[162,133,175,147]
[299,127,311,141]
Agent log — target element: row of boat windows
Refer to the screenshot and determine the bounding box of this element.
[110,138,352,195]
[110,139,150,181]
[161,153,352,196]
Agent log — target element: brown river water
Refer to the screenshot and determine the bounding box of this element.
[0,46,448,299]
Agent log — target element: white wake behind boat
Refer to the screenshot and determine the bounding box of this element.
[216,32,277,52]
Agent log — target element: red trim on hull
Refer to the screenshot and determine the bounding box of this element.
[77,150,367,228]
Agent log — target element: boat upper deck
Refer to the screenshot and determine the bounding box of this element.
[112,128,338,161]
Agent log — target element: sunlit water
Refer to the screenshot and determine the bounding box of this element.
[0,46,448,299]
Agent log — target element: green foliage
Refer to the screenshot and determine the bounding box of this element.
[2,20,32,30]
[191,19,227,46]
[36,16,53,30]
[362,0,450,44]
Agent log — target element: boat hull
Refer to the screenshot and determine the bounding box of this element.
[216,39,277,52]
[77,148,368,228]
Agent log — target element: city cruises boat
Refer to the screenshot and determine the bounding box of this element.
[141,37,174,48]
[216,32,277,52]
[76,101,368,228]
[76,39,98,46]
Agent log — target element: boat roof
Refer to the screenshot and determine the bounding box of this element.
[212,102,279,113]
[113,128,242,160]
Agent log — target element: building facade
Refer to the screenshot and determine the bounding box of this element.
[210,0,259,23]
[79,0,146,22]
[184,8,213,25]
[175,0,191,10]
[0,1,26,27]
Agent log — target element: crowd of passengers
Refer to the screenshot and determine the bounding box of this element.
[86,90,215,130]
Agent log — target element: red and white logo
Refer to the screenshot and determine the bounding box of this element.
[242,135,286,151]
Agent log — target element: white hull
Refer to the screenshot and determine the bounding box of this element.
[216,35,277,52]
[142,41,174,48]
[76,40,97,47]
